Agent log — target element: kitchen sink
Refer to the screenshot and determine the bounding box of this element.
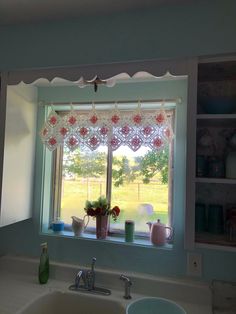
[17,290,125,314]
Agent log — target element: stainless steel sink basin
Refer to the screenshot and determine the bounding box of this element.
[126,297,186,314]
[17,290,125,314]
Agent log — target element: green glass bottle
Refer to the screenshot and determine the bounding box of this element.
[38,243,49,284]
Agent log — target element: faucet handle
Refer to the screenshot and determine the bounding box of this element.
[120,274,132,285]
[120,274,132,299]
[86,257,96,290]
[91,257,96,272]
[75,270,86,288]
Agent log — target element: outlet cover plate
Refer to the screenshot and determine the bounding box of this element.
[187,252,202,277]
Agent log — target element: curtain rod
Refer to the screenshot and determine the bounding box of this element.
[39,97,181,106]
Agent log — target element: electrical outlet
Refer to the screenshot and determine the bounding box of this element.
[187,253,202,277]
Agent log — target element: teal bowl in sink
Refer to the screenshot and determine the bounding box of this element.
[126,297,186,314]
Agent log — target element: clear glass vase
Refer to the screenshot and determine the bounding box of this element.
[96,215,108,239]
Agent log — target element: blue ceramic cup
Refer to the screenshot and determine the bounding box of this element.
[196,156,208,177]
[195,203,207,232]
[52,220,64,232]
[208,157,225,178]
[208,204,224,234]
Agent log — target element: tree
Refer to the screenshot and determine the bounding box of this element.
[112,156,138,187]
[63,147,106,178]
[137,148,169,184]
[63,146,169,185]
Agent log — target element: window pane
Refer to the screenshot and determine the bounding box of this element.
[60,146,108,227]
[110,145,169,234]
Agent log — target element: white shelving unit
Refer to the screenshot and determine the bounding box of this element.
[195,178,236,184]
[194,57,236,250]
[197,114,236,127]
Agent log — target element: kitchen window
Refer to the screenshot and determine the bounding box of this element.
[48,105,175,238]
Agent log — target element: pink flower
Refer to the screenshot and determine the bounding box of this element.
[131,137,141,147]
[155,113,165,125]
[90,115,98,124]
[153,137,163,148]
[49,116,57,125]
[121,125,130,135]
[111,138,118,146]
[111,114,120,124]
[49,137,57,146]
[133,114,142,124]
[143,126,152,136]
[68,115,77,125]
[100,126,109,136]
[89,136,99,147]
[60,127,68,137]
[79,127,89,137]
[68,136,78,147]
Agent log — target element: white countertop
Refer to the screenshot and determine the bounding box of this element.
[0,256,212,314]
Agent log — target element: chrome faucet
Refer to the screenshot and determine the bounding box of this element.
[120,274,132,299]
[69,257,111,296]
[86,257,96,290]
[75,269,87,289]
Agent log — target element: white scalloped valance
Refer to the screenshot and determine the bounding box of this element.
[40,105,174,152]
[6,58,191,85]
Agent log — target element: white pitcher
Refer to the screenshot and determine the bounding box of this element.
[71,215,89,236]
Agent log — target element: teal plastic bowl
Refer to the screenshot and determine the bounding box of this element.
[126,297,186,314]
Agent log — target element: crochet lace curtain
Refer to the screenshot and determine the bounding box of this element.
[40,105,174,152]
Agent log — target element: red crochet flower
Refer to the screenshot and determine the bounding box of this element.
[112,206,120,217]
[87,208,96,216]
[95,207,103,215]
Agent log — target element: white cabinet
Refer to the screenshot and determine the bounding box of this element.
[0,84,37,226]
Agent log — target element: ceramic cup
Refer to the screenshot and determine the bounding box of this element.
[195,203,207,232]
[208,157,225,178]
[196,155,208,177]
[208,204,224,234]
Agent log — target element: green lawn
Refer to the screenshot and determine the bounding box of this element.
[60,179,169,232]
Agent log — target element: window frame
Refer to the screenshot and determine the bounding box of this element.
[51,107,175,238]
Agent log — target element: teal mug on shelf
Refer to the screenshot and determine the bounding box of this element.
[196,155,208,177]
[207,157,225,178]
[208,204,224,234]
[195,203,207,232]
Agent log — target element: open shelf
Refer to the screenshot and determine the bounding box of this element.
[192,58,236,251]
[196,232,236,248]
[197,114,236,127]
[195,177,236,184]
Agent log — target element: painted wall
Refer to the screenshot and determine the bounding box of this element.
[0,0,235,70]
[0,0,236,282]
[0,79,190,280]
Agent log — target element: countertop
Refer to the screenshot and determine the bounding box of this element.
[0,256,212,314]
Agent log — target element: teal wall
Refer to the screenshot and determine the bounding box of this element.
[0,0,235,70]
[1,79,190,279]
[0,0,236,282]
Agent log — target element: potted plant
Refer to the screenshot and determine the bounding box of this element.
[84,196,120,239]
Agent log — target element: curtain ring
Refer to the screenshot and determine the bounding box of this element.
[138,99,141,109]
[50,102,54,112]
[70,102,74,111]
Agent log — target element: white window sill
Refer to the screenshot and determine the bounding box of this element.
[41,228,173,250]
